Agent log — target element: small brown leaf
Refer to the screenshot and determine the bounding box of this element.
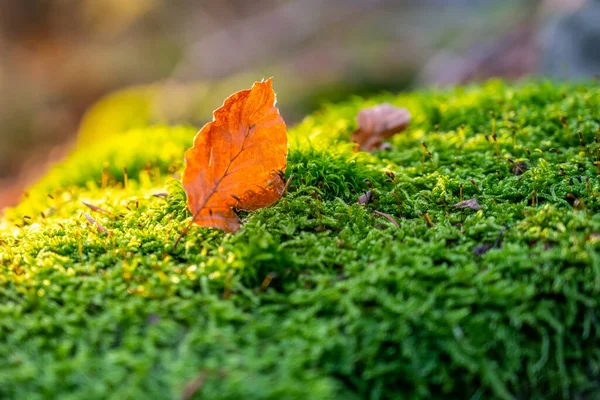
[357,190,373,205]
[182,79,287,232]
[453,198,481,211]
[352,103,411,151]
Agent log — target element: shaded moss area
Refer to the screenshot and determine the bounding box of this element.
[2,80,600,399]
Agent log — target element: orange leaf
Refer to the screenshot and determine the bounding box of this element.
[181,78,287,232]
[351,103,410,151]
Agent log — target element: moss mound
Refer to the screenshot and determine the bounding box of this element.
[2,80,600,399]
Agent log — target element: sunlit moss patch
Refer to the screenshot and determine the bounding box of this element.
[2,80,600,399]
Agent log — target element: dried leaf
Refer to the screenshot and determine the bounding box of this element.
[352,103,411,151]
[182,79,287,232]
[357,190,373,205]
[453,198,481,211]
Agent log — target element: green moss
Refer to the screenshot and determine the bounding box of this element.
[2,80,600,399]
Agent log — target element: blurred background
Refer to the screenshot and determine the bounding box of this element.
[0,0,598,210]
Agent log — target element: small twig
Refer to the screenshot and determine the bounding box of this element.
[468,178,480,193]
[84,212,107,233]
[493,225,509,248]
[123,166,129,189]
[526,147,533,165]
[373,210,399,228]
[423,213,435,228]
[491,132,499,158]
[82,201,114,216]
[283,174,294,196]
[259,272,277,293]
[421,141,436,168]
[512,127,516,149]
[182,371,208,400]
